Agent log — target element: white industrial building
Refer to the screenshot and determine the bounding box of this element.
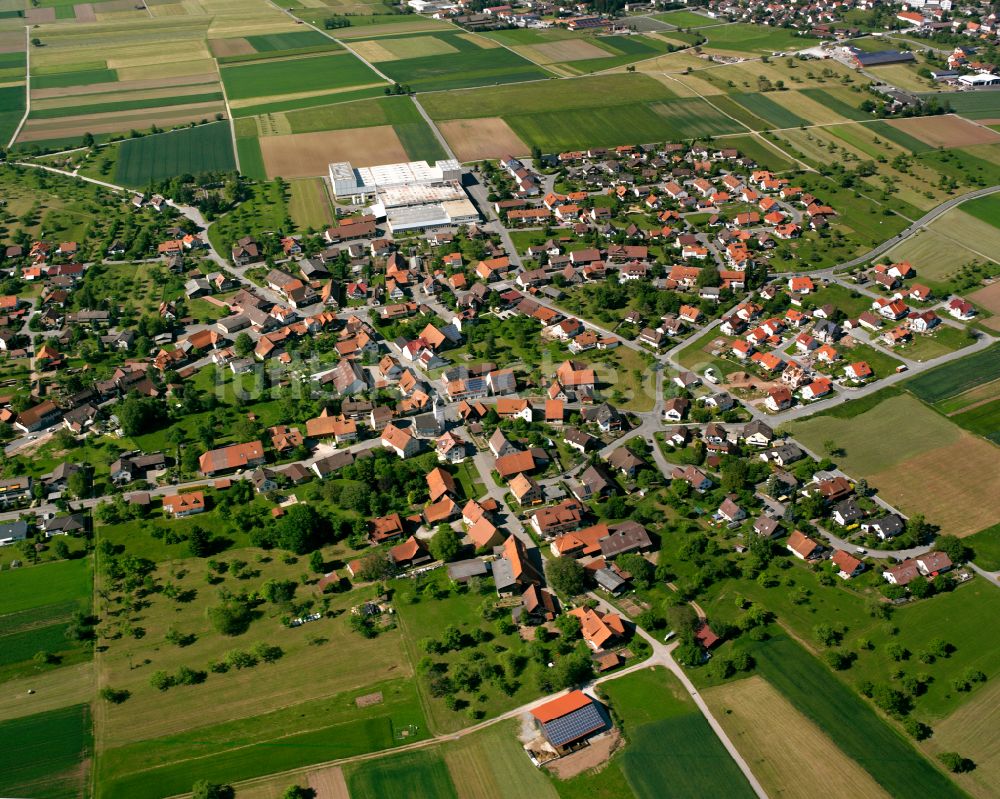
[328,159,478,233]
[958,73,1000,87]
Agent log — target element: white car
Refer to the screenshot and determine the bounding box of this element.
[704,368,720,384]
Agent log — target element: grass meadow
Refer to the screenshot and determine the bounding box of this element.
[221,51,383,102]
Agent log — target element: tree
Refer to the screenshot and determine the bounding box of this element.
[207,600,253,636]
[192,781,235,799]
[429,525,460,562]
[52,538,70,559]
[938,752,975,773]
[188,526,214,557]
[934,535,971,565]
[282,786,315,799]
[309,550,325,574]
[261,578,297,604]
[355,550,395,582]
[275,504,329,554]
[99,686,130,704]
[665,603,699,637]
[234,332,253,357]
[617,553,653,588]
[547,557,585,597]
[82,132,95,148]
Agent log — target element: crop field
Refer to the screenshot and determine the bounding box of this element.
[907,343,1000,404]
[705,676,890,799]
[730,92,809,128]
[540,34,675,76]
[701,24,815,55]
[0,83,24,146]
[259,126,407,178]
[438,117,528,161]
[961,192,1000,231]
[347,750,458,799]
[926,89,1000,120]
[749,636,964,799]
[886,115,1000,149]
[220,51,384,102]
[798,88,870,121]
[504,96,741,152]
[0,704,92,799]
[596,666,754,799]
[791,391,1000,536]
[350,30,550,92]
[113,121,235,185]
[100,679,426,799]
[443,721,558,799]
[928,677,1000,799]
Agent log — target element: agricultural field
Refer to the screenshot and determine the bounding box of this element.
[729,92,808,129]
[886,206,1000,292]
[287,177,333,230]
[346,30,550,92]
[745,636,965,799]
[652,9,718,28]
[932,89,1000,120]
[112,121,235,186]
[592,666,755,799]
[220,51,384,104]
[481,29,675,77]
[700,24,816,55]
[705,676,890,799]
[789,391,1000,536]
[347,750,458,799]
[0,52,25,145]
[713,133,795,171]
[886,115,1000,150]
[927,676,1000,799]
[0,704,93,799]
[906,343,1000,404]
[258,127,408,179]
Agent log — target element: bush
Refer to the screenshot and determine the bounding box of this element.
[99,686,131,704]
[938,752,975,773]
[207,601,254,636]
[150,670,174,691]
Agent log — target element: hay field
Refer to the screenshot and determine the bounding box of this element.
[288,178,333,229]
[705,676,890,799]
[438,117,528,161]
[31,71,217,100]
[519,39,611,64]
[926,678,1000,799]
[209,37,255,57]
[443,721,559,799]
[350,34,459,62]
[18,100,226,142]
[887,115,1000,149]
[866,63,935,93]
[0,662,94,723]
[260,126,407,178]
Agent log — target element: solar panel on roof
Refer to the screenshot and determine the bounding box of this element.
[541,703,605,747]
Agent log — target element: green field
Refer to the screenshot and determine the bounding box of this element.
[864,120,933,154]
[0,559,92,615]
[420,72,674,119]
[245,30,335,51]
[967,523,1000,570]
[32,67,118,90]
[703,24,815,54]
[928,90,1000,120]
[367,31,550,91]
[29,91,223,121]
[236,133,267,180]
[99,679,426,799]
[505,96,741,152]
[906,343,1000,403]
[798,88,869,121]
[221,51,384,101]
[950,397,1000,444]
[602,668,755,799]
[717,133,795,171]
[750,636,964,798]
[113,122,235,185]
[0,84,24,147]
[557,34,674,75]
[0,704,92,799]
[347,750,458,799]
[654,9,717,28]
[961,193,1000,231]
[731,92,808,129]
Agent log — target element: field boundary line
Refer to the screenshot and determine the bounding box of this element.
[7,26,30,149]
[410,95,457,162]
[216,63,240,173]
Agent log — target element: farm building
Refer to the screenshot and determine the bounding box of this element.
[850,49,916,68]
[529,690,608,756]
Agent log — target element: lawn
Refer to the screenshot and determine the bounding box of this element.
[747,635,964,798]
[288,178,332,230]
[220,51,384,102]
[113,122,235,186]
[893,325,973,364]
[906,343,1000,403]
[806,283,873,318]
[0,558,92,615]
[654,9,717,28]
[837,341,903,379]
[99,679,427,799]
[0,704,92,799]
[347,750,457,799]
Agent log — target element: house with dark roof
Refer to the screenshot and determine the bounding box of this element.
[529,691,607,755]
